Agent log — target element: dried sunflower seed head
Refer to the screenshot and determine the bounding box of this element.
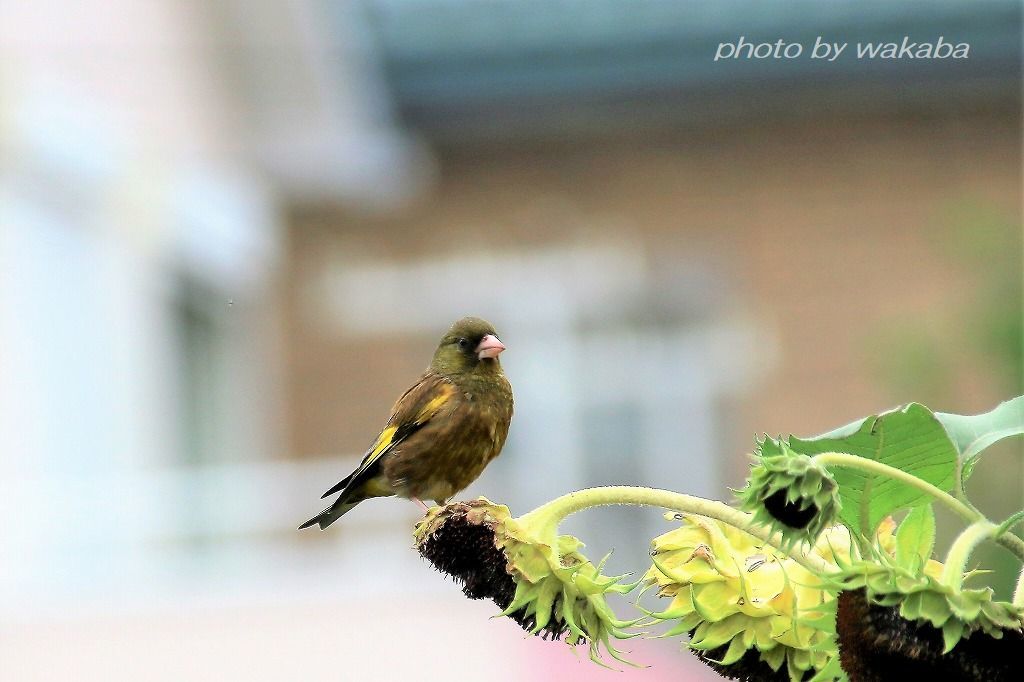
[415,498,640,663]
[828,552,1024,658]
[415,498,516,604]
[836,588,1024,682]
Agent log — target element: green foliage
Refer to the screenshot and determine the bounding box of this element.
[895,504,936,572]
[935,396,1024,481]
[745,398,1024,674]
[760,403,957,537]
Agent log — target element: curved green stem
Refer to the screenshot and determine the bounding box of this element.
[954,459,984,514]
[517,485,834,575]
[813,452,972,519]
[954,462,966,502]
[941,520,996,592]
[810,452,1024,564]
[1013,565,1024,608]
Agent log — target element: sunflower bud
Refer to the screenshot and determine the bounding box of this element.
[644,514,855,682]
[739,444,840,547]
[415,498,639,663]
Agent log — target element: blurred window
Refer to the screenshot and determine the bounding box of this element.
[174,277,230,466]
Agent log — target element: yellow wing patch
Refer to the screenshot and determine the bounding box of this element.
[339,378,457,497]
[369,426,398,459]
[415,385,456,424]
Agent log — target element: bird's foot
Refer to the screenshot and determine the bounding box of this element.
[412,496,430,512]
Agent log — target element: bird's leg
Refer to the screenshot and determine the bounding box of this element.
[411,496,430,512]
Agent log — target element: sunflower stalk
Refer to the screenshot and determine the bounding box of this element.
[518,485,835,575]
[941,520,997,592]
[810,451,1024,563]
[1015,565,1024,608]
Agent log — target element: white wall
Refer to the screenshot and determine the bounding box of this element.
[0,0,284,600]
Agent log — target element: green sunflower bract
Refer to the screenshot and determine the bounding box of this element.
[828,548,1024,653]
[739,444,841,548]
[643,514,889,682]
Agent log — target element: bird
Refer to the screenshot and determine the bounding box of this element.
[299,316,514,530]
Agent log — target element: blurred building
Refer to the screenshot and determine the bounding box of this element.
[1,1,1021,681]
[284,0,1021,565]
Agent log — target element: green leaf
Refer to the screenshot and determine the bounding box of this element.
[775,403,957,537]
[994,509,1024,539]
[894,504,935,570]
[935,396,1024,479]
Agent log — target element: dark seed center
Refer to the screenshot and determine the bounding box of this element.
[763,490,818,529]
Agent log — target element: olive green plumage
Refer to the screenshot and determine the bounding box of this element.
[299,317,514,530]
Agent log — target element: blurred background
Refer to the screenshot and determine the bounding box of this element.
[1,1,1021,680]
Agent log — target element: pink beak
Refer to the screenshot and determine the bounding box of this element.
[475,334,506,360]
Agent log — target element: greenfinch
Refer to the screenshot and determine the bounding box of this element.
[299,317,514,530]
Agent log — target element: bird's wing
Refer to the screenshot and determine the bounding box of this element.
[320,372,458,499]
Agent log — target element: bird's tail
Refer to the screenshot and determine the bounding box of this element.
[298,499,360,530]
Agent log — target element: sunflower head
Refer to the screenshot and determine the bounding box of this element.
[415,498,640,663]
[828,551,1024,656]
[415,498,517,604]
[738,441,840,548]
[644,513,849,682]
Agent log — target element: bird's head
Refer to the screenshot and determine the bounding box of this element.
[431,316,506,375]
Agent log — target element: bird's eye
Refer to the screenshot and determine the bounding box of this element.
[457,337,469,350]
